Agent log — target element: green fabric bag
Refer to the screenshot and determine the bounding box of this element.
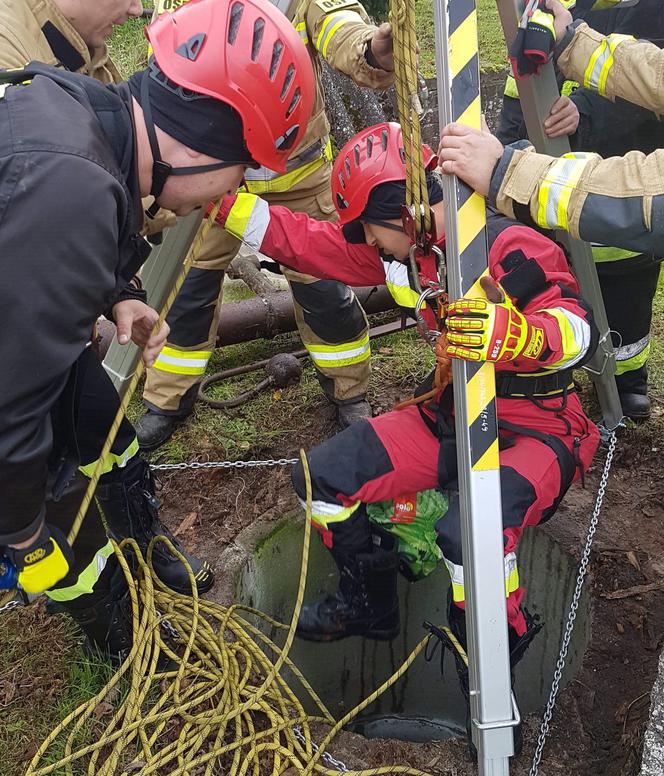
[367,488,448,580]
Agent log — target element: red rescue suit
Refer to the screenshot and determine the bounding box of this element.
[216,197,600,635]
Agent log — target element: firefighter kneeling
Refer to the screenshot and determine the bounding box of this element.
[215,122,600,755]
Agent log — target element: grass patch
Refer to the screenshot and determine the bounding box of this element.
[107,15,149,78]
[0,604,114,776]
[416,0,508,78]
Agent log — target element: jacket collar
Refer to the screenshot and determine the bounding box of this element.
[28,0,113,75]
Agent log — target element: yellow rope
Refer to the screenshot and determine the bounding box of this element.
[388,0,430,237]
[25,451,442,776]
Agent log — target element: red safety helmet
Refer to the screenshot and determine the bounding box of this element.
[145,0,315,173]
[332,122,438,225]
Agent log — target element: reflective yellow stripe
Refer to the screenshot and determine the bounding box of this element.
[79,438,139,478]
[315,11,362,58]
[446,552,520,604]
[540,308,591,369]
[561,79,579,97]
[306,333,371,368]
[504,74,519,99]
[383,261,421,309]
[45,541,114,602]
[224,193,270,249]
[152,345,213,376]
[536,153,594,230]
[591,245,640,263]
[302,498,361,529]
[615,335,650,375]
[295,21,309,45]
[243,141,332,194]
[583,34,633,96]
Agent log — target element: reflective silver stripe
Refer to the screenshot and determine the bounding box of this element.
[615,333,650,362]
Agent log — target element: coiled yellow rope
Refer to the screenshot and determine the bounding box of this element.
[388,0,431,237]
[24,450,460,776]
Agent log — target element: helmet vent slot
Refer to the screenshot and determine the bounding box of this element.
[280,64,295,100]
[228,2,243,44]
[251,18,265,61]
[269,41,284,79]
[286,88,301,118]
[366,136,373,157]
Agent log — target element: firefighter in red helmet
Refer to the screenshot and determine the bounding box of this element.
[215,121,600,754]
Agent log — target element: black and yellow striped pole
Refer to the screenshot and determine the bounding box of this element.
[433,0,516,771]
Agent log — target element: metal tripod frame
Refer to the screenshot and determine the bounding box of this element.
[433,1,515,772]
[494,0,623,432]
[102,211,204,398]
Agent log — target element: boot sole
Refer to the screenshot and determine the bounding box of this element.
[296,625,400,643]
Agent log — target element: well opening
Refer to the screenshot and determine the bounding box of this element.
[237,519,590,743]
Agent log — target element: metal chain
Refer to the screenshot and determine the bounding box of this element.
[150,458,298,471]
[529,429,618,775]
[292,724,349,772]
[0,598,21,615]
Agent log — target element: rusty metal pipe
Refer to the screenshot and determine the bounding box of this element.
[96,286,398,360]
[215,285,396,346]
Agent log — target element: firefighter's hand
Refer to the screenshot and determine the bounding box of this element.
[545,0,574,42]
[6,524,74,594]
[446,277,545,363]
[544,95,579,137]
[113,299,170,368]
[370,23,395,71]
[438,119,503,197]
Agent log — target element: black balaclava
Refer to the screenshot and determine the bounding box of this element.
[128,63,257,211]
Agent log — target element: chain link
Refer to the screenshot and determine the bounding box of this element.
[292,725,349,772]
[529,429,618,776]
[150,458,298,472]
[0,598,22,615]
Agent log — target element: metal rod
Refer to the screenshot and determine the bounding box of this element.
[102,211,204,397]
[494,0,623,431]
[433,0,513,771]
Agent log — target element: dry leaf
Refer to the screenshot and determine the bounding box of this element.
[379,346,393,355]
[616,621,625,634]
[626,551,641,572]
[272,389,283,401]
[174,511,198,536]
[92,701,114,720]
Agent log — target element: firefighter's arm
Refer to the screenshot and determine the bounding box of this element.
[488,140,664,255]
[447,225,596,369]
[0,153,121,547]
[304,0,394,89]
[556,20,664,115]
[216,193,387,286]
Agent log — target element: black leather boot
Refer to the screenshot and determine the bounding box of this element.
[135,411,182,452]
[96,458,214,595]
[337,399,372,429]
[447,600,542,759]
[296,541,400,642]
[617,366,651,422]
[60,563,133,663]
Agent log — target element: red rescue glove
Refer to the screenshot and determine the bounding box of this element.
[509,0,557,79]
[446,277,545,363]
[6,523,74,594]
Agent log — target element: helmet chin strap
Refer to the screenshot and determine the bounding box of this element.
[140,74,242,218]
[361,217,406,233]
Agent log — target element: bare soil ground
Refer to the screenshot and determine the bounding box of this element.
[142,387,664,776]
